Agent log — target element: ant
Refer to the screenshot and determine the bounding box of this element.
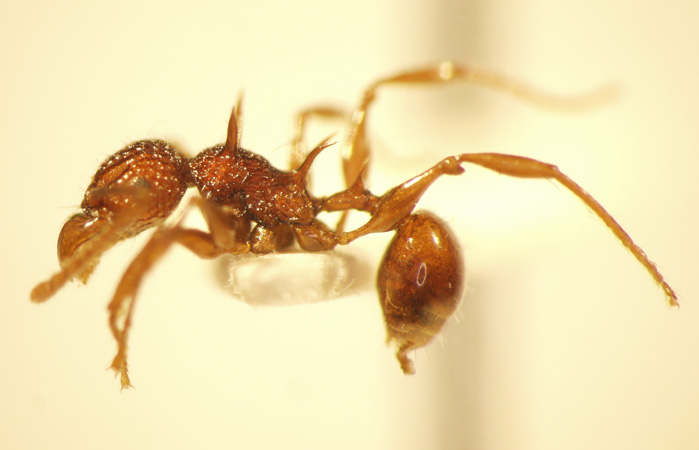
[30,62,678,389]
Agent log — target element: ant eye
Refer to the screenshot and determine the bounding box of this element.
[133,178,151,189]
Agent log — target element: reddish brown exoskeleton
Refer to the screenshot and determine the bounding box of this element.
[31,62,678,389]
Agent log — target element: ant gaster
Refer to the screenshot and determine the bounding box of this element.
[30,62,678,389]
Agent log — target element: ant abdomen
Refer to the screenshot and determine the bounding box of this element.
[376,212,464,374]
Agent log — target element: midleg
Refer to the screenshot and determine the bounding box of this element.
[336,62,614,232]
[290,106,348,171]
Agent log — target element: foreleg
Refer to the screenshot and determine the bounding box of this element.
[107,198,251,389]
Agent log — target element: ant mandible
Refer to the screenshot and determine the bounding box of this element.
[30,62,678,389]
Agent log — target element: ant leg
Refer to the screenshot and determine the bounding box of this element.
[456,153,678,306]
[108,225,185,389]
[344,61,615,187]
[338,62,614,231]
[290,106,348,171]
[339,152,677,306]
[250,222,295,253]
[108,198,251,389]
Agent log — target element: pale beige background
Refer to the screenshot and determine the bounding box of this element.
[2,1,698,449]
